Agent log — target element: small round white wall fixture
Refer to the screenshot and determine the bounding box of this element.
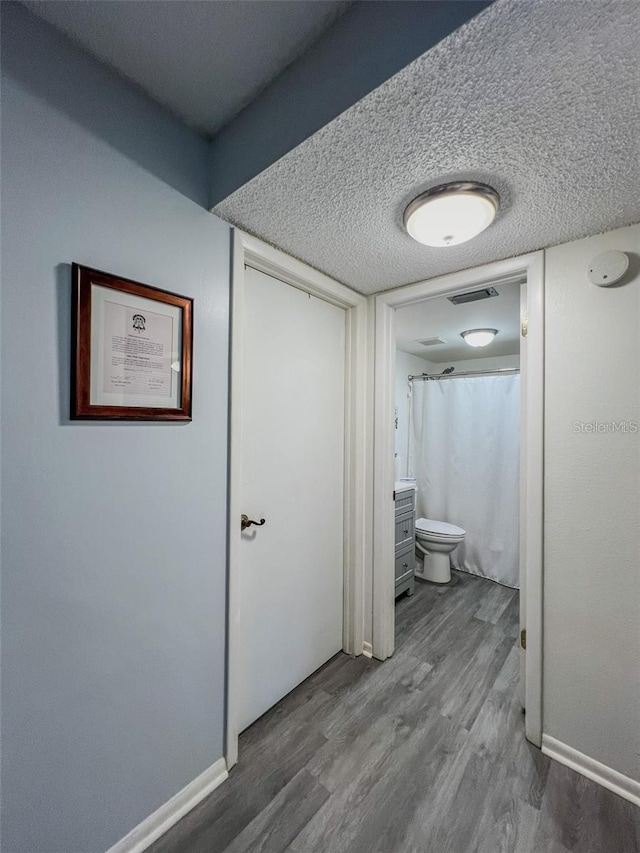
[461,328,498,348]
[587,251,629,286]
[404,182,499,247]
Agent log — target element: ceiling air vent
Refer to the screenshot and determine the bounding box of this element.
[448,286,499,305]
[416,337,446,347]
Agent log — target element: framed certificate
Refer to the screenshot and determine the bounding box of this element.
[71,264,193,420]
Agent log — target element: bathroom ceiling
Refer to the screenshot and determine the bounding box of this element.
[22,0,350,135]
[395,283,521,363]
[215,0,640,294]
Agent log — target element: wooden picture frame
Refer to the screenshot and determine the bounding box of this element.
[71,264,193,420]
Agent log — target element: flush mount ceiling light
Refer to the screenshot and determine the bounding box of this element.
[461,328,498,348]
[403,182,499,247]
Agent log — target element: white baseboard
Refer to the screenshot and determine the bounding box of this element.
[542,734,640,807]
[105,757,229,853]
[362,641,373,659]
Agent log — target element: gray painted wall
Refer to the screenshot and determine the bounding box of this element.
[2,2,210,209]
[209,0,491,206]
[1,5,230,852]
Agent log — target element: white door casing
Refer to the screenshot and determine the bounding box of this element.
[227,231,369,768]
[372,253,544,747]
[519,281,527,709]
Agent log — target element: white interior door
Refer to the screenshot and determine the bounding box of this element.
[238,266,345,732]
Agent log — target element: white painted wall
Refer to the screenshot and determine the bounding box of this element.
[394,350,434,474]
[437,353,520,372]
[544,223,640,782]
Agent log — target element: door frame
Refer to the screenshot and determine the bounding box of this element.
[226,230,369,768]
[372,251,544,746]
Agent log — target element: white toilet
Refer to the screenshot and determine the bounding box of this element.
[415,517,466,584]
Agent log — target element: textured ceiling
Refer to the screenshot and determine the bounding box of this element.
[395,283,520,363]
[215,0,640,294]
[23,0,349,135]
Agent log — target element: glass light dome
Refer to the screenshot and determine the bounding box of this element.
[460,329,498,348]
[404,182,499,248]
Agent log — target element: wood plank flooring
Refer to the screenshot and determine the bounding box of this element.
[149,571,639,853]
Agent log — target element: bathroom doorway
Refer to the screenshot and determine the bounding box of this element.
[371,252,543,746]
[396,284,521,586]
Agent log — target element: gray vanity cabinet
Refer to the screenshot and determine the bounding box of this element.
[394,488,415,598]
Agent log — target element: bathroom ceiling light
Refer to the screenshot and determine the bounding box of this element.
[403,182,499,247]
[461,328,498,348]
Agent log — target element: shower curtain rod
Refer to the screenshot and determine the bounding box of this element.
[408,367,520,381]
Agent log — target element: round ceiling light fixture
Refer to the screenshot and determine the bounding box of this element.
[461,328,498,348]
[403,182,499,247]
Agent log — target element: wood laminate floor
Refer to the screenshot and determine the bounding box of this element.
[149,571,639,853]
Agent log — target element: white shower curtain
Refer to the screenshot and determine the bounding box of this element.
[409,374,520,588]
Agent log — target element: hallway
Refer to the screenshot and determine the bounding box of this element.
[149,573,639,853]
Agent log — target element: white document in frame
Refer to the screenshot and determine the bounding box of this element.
[102,300,173,398]
[90,284,182,408]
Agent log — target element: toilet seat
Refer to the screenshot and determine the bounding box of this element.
[416,517,465,538]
